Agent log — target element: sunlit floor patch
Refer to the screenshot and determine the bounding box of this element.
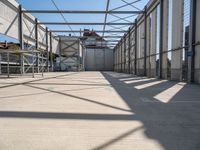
[119,77,146,81]
[154,82,186,103]
[124,78,155,84]
[134,80,167,89]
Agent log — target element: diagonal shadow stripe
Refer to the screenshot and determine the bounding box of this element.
[0,72,78,89]
[91,126,143,150]
[24,84,132,113]
[0,111,135,120]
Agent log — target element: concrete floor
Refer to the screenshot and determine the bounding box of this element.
[0,71,200,150]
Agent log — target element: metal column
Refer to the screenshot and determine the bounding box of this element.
[0,53,1,74]
[124,37,126,73]
[46,27,49,72]
[159,0,164,79]
[19,5,24,75]
[7,52,10,78]
[120,40,123,72]
[59,37,62,71]
[135,19,138,75]
[144,6,147,76]
[50,32,53,71]
[188,0,196,82]
[128,28,131,74]
[35,18,39,73]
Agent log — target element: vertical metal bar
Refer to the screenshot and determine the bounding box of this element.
[78,39,80,71]
[135,19,138,75]
[0,53,1,74]
[144,6,147,76]
[124,36,126,72]
[128,28,131,74]
[32,50,34,78]
[41,51,44,77]
[120,40,123,72]
[113,46,116,72]
[46,27,49,72]
[35,18,40,73]
[7,52,10,78]
[50,32,53,71]
[19,5,24,49]
[188,0,196,82]
[59,37,62,71]
[35,18,38,49]
[159,0,164,79]
[19,5,24,75]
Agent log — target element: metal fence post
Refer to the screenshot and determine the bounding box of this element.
[135,19,138,75]
[7,52,10,78]
[32,50,35,78]
[46,27,49,72]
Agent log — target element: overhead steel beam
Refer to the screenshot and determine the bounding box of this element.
[102,0,110,37]
[50,30,125,33]
[22,10,144,14]
[55,36,122,38]
[110,0,142,11]
[38,22,133,25]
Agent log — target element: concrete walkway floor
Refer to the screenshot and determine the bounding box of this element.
[0,72,200,150]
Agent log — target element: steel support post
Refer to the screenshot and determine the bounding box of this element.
[35,18,40,73]
[144,6,147,76]
[41,51,44,77]
[50,32,53,71]
[46,27,49,72]
[59,37,62,71]
[188,0,196,82]
[120,40,123,72]
[113,48,115,71]
[19,5,24,75]
[159,0,164,79]
[32,50,35,78]
[124,37,126,73]
[7,52,10,78]
[128,28,131,74]
[0,53,1,74]
[78,39,81,71]
[135,19,138,75]
[19,5,24,49]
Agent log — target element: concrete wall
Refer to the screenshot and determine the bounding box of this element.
[85,48,113,71]
[194,0,200,83]
[171,0,183,81]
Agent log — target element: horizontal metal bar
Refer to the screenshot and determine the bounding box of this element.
[22,10,144,14]
[50,30,126,33]
[0,49,44,53]
[38,22,133,25]
[55,36,122,38]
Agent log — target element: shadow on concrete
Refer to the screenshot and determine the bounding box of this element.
[99,72,200,150]
[0,111,135,120]
[92,126,144,150]
[24,84,132,113]
[0,87,104,99]
[0,72,78,89]
[0,71,200,150]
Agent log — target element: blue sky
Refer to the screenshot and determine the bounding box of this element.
[0,0,149,42]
